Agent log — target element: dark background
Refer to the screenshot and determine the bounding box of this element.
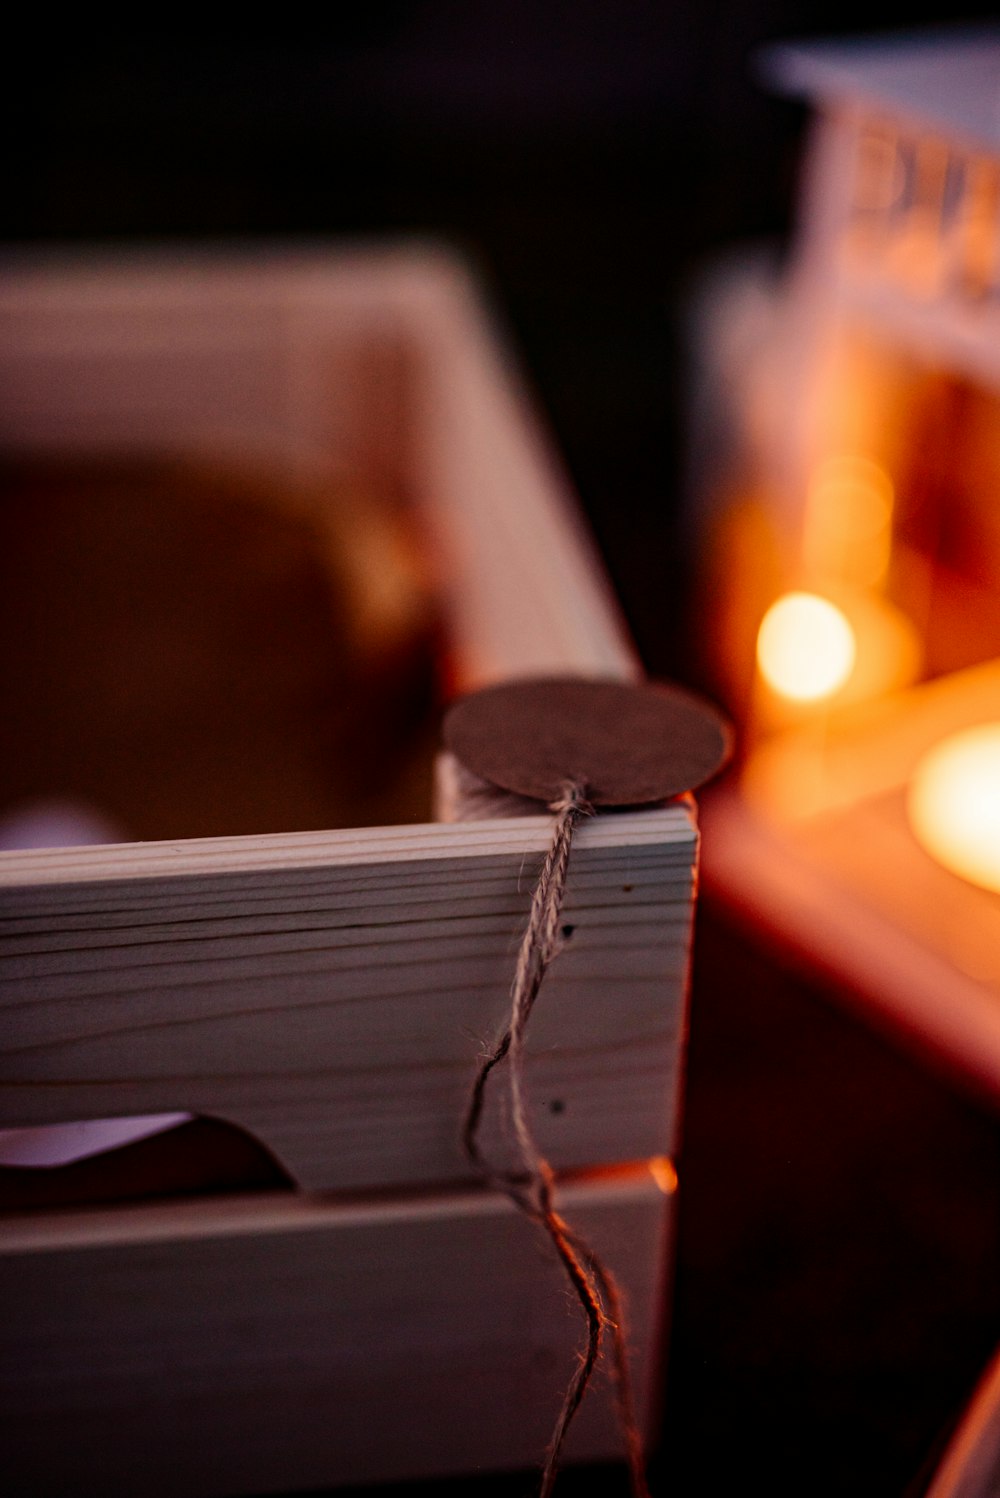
[14,1,990,673]
[8,6,1000,1494]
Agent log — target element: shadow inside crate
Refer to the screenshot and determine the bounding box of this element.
[0,453,444,845]
[0,1115,293,1213]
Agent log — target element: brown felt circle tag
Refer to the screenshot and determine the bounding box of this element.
[443,676,731,806]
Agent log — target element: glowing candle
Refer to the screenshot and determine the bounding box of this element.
[908,724,1000,894]
[756,591,857,703]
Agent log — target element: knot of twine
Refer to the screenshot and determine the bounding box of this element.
[463,782,650,1498]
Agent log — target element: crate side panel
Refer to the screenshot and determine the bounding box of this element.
[0,1171,671,1496]
[0,810,697,1192]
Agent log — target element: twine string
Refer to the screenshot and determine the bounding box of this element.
[462,781,651,1498]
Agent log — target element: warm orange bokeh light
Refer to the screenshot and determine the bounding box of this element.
[649,1156,679,1196]
[908,724,1000,894]
[756,592,857,703]
[803,453,894,587]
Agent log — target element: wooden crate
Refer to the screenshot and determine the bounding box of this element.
[0,247,698,1495]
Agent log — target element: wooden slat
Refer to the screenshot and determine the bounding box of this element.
[0,1164,673,1497]
[405,256,636,683]
[0,807,696,1192]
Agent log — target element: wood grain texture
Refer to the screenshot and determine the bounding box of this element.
[0,251,689,1497]
[0,807,697,1192]
[0,1165,673,1497]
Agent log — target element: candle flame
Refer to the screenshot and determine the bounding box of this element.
[908,724,1000,895]
[756,592,857,703]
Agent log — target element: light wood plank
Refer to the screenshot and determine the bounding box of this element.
[0,1165,673,1497]
[0,808,697,1192]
